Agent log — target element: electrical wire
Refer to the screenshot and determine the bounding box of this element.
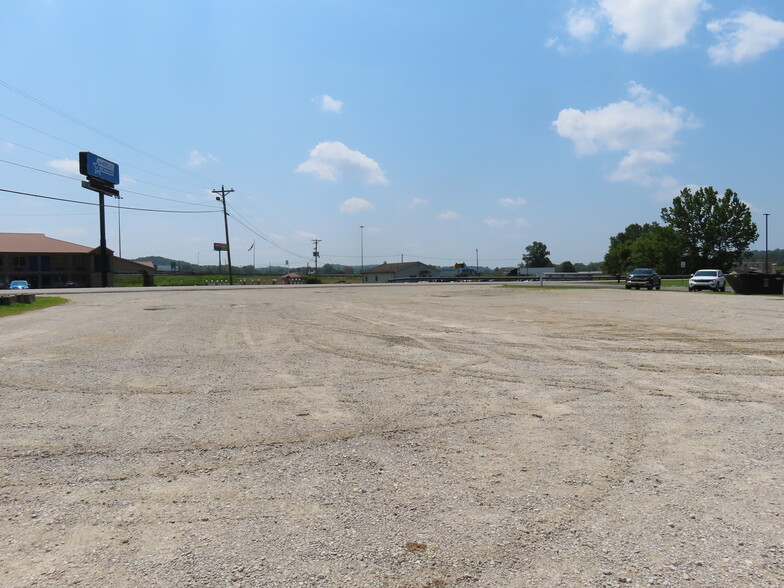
[0,187,220,214]
[0,78,219,186]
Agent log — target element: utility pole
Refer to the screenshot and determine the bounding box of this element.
[764,213,770,273]
[360,225,364,283]
[213,186,235,285]
[312,239,321,280]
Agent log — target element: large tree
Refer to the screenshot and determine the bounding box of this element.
[522,241,552,267]
[604,222,681,274]
[661,187,758,272]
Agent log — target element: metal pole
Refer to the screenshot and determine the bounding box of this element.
[99,192,108,287]
[360,225,364,283]
[476,248,479,275]
[117,196,122,259]
[764,213,770,273]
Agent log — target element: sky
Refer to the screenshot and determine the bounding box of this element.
[1,0,783,269]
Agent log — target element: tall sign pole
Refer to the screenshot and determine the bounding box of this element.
[213,186,235,285]
[79,152,120,288]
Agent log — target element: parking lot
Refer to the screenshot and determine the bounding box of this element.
[1,283,782,587]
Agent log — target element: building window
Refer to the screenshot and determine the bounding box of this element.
[12,256,26,270]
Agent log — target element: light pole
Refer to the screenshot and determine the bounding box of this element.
[360,225,364,283]
[764,213,770,273]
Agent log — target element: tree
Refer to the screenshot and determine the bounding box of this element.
[558,260,576,273]
[522,241,552,267]
[661,186,758,272]
[604,223,656,274]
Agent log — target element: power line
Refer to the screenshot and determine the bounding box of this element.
[0,156,220,209]
[0,78,219,186]
[0,187,220,214]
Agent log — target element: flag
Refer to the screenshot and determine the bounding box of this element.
[248,241,255,251]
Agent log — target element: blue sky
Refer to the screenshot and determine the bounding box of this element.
[2,0,783,269]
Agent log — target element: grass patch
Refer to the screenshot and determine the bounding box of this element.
[0,296,68,318]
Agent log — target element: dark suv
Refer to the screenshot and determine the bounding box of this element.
[625,268,661,290]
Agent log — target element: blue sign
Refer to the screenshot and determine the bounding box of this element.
[79,152,120,185]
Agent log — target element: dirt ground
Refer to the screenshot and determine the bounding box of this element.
[0,283,782,587]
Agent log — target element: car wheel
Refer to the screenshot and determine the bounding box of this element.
[625,285,631,290]
[636,286,640,290]
[656,285,660,290]
[688,286,693,291]
[720,285,726,292]
[647,285,653,290]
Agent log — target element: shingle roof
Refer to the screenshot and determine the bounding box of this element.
[0,233,94,254]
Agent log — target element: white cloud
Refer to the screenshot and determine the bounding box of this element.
[610,149,673,184]
[319,94,344,113]
[187,150,218,167]
[708,12,784,64]
[407,197,429,208]
[499,197,527,207]
[567,8,599,40]
[484,218,508,227]
[340,197,374,214]
[553,83,696,186]
[437,211,459,220]
[295,230,318,240]
[296,141,388,184]
[599,0,708,51]
[553,82,692,156]
[563,1,708,52]
[48,159,79,175]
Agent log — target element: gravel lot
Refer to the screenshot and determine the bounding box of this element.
[1,283,782,587]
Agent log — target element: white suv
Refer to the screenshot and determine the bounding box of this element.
[689,269,726,292]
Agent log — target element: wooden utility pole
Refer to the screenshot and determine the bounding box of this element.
[213,186,235,285]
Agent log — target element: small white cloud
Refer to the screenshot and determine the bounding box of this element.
[2,141,14,152]
[599,0,708,51]
[484,218,508,227]
[319,94,344,113]
[567,7,599,40]
[554,83,697,187]
[407,198,429,208]
[708,12,784,64]
[499,197,527,207]
[552,82,692,156]
[438,211,459,220]
[295,230,318,240]
[340,197,374,214]
[48,159,79,175]
[296,141,388,184]
[187,150,218,167]
[610,149,673,184]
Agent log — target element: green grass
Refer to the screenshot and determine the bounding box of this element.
[114,274,362,287]
[0,296,68,317]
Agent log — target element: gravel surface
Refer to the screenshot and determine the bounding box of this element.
[1,283,782,587]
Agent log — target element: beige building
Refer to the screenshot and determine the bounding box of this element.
[362,261,440,283]
[0,233,155,288]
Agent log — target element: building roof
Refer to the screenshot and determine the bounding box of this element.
[0,233,94,254]
[363,261,431,274]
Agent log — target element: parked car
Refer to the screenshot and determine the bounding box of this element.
[9,280,30,290]
[689,269,726,292]
[64,281,79,288]
[625,268,661,290]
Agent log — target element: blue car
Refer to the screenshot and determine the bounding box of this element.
[9,280,30,290]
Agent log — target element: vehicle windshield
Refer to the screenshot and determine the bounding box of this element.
[631,269,653,274]
[693,270,717,277]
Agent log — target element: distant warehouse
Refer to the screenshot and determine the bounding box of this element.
[362,261,439,283]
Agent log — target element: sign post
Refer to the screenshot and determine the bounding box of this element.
[80,152,120,287]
